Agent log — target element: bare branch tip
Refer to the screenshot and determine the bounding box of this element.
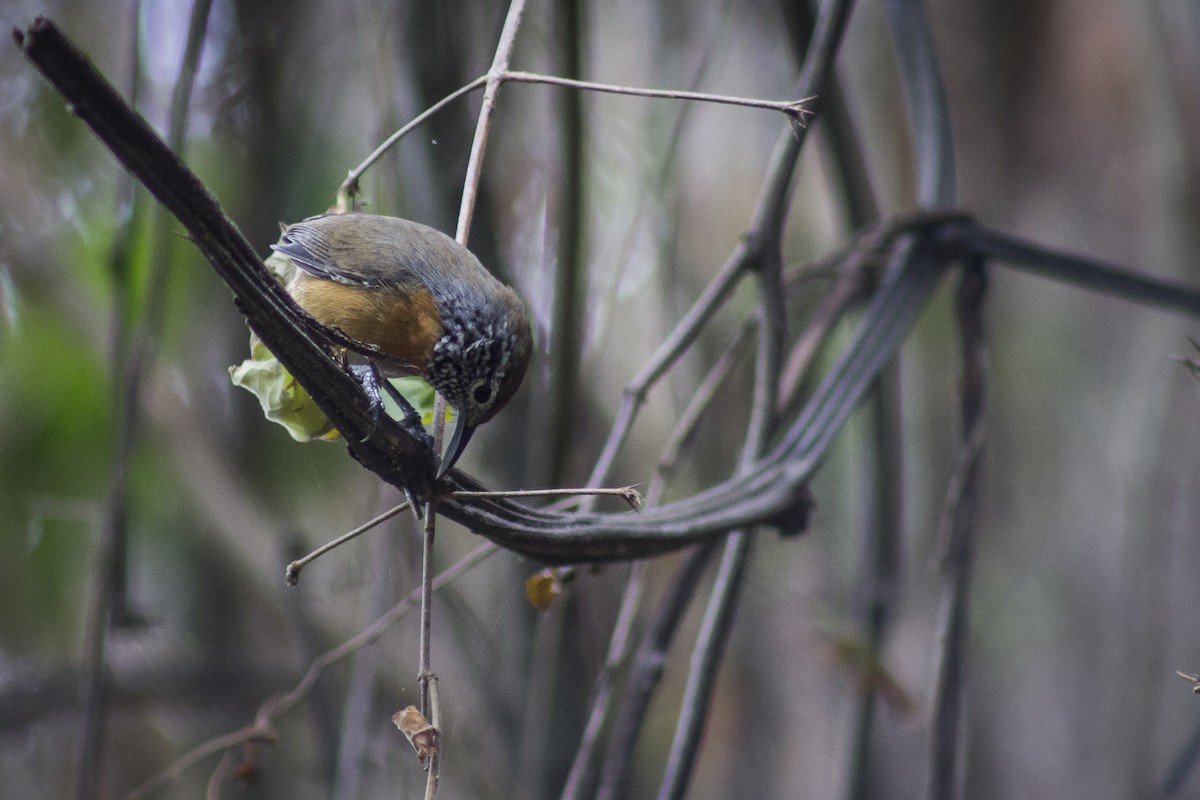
[621,485,645,511]
[15,16,51,47]
[285,562,301,586]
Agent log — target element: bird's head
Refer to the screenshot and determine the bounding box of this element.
[427,286,532,477]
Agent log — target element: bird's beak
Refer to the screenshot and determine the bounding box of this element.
[437,411,476,479]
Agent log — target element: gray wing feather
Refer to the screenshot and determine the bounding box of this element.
[271,213,495,303]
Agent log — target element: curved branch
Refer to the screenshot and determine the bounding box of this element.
[16,16,439,499]
[19,17,1200,567]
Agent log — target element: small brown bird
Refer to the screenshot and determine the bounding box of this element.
[270,213,532,476]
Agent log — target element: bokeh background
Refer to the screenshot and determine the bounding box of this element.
[3,1,1200,798]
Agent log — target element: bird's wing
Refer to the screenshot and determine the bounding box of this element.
[270,220,372,286]
[272,215,465,297]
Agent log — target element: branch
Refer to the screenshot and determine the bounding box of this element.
[14,16,439,499]
[923,257,987,800]
[18,17,1200,566]
[500,70,811,123]
[123,543,497,800]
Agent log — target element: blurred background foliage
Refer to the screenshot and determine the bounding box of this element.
[2,0,1200,798]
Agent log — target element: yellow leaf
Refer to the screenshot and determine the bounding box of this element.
[525,568,564,611]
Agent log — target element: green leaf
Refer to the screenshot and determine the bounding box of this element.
[229,335,449,440]
[229,334,340,442]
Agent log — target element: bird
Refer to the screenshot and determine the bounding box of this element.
[269,212,532,477]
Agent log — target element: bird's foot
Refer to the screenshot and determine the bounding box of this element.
[351,363,425,438]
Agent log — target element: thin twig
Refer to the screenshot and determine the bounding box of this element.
[424,679,442,800]
[418,6,530,796]
[843,363,903,800]
[595,541,720,800]
[122,542,497,800]
[585,248,750,492]
[125,727,276,800]
[205,749,234,800]
[776,242,879,411]
[456,0,527,245]
[419,493,438,718]
[924,258,987,800]
[650,323,755,497]
[24,14,1200,564]
[655,531,753,800]
[419,393,447,726]
[449,486,643,510]
[337,75,489,208]
[563,242,749,800]
[653,2,860,796]
[642,258,847,534]
[501,70,812,123]
[834,107,896,793]
[586,0,847,496]
[561,270,768,799]
[337,67,807,214]
[285,501,411,586]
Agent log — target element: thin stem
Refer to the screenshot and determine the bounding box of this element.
[337,76,489,207]
[923,258,987,800]
[418,504,437,717]
[501,70,811,122]
[651,3,862,796]
[449,486,642,509]
[655,531,752,800]
[122,542,497,800]
[844,364,903,800]
[739,172,788,465]
[649,322,755,498]
[587,0,852,493]
[204,749,234,800]
[562,265,750,800]
[424,679,442,800]
[457,0,527,245]
[776,245,877,411]
[964,221,1200,317]
[596,542,720,800]
[559,309,749,799]
[419,395,447,718]
[338,65,807,214]
[421,0,528,774]
[582,163,760,492]
[285,501,412,586]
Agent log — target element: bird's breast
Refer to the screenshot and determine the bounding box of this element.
[288,273,444,376]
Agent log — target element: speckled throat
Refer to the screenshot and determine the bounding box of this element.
[424,294,524,420]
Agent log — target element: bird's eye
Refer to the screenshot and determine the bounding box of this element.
[471,382,494,406]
